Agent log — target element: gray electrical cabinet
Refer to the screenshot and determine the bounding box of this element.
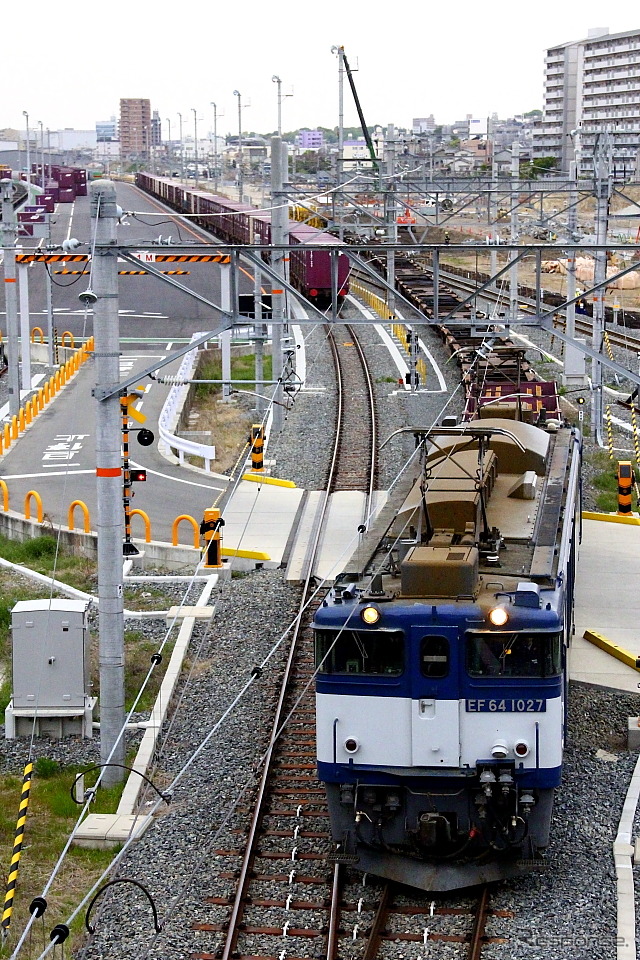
[5,598,95,739]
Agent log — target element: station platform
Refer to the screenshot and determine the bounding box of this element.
[571,515,640,694]
[223,478,639,694]
[221,476,387,581]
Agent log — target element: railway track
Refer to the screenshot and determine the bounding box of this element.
[190,320,379,960]
[353,258,640,354]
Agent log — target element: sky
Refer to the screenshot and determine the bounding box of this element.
[4,3,638,139]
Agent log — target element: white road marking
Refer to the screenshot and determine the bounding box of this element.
[1,470,93,479]
[129,460,226,491]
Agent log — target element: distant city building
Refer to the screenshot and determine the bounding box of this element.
[96,117,117,142]
[413,116,436,135]
[342,137,382,170]
[119,98,151,159]
[533,27,640,174]
[297,129,324,149]
[151,110,162,146]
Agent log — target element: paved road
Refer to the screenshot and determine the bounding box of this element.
[0,349,228,544]
[0,181,268,544]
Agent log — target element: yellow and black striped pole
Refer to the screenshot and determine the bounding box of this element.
[605,405,614,460]
[630,405,640,466]
[1,762,33,939]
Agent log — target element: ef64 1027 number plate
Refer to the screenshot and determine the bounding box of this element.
[465,698,546,712]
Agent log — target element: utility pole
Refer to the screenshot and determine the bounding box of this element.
[233,91,243,203]
[1,180,21,416]
[271,137,288,432]
[509,141,520,324]
[192,107,199,189]
[591,134,611,445]
[210,102,219,192]
[23,111,30,192]
[90,179,125,787]
[177,112,185,183]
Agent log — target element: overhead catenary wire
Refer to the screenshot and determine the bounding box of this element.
[28,315,485,958]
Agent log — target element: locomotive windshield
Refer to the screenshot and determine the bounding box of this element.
[315,629,404,676]
[466,632,562,678]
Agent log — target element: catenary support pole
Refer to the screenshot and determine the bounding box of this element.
[1,180,21,417]
[220,260,232,401]
[509,142,520,324]
[18,264,32,392]
[90,179,125,787]
[592,136,611,445]
[270,137,287,432]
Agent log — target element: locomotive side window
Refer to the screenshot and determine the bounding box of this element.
[314,629,404,676]
[420,635,450,678]
[466,632,562,678]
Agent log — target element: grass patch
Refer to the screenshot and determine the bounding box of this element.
[0,534,96,593]
[0,765,123,958]
[587,448,618,512]
[194,349,273,401]
[123,630,174,712]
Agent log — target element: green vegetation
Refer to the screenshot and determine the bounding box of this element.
[587,448,619,512]
[519,156,558,180]
[0,534,96,592]
[0,765,123,958]
[194,350,274,401]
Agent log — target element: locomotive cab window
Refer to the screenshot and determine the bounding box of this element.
[466,632,562,678]
[420,635,450,678]
[315,629,404,676]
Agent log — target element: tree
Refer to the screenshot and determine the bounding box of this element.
[520,156,558,179]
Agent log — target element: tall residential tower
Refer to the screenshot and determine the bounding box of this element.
[533,27,640,175]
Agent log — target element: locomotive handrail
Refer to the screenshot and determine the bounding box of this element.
[380,424,527,451]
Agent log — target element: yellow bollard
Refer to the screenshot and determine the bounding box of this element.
[18,410,25,433]
[24,491,43,523]
[25,402,32,425]
[4,423,11,449]
[11,416,17,440]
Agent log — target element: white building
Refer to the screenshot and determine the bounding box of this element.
[533,27,640,175]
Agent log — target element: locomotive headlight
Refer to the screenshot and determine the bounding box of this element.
[491,739,509,760]
[514,740,530,758]
[488,605,509,627]
[361,604,381,625]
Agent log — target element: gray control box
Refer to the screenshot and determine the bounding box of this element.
[11,599,91,709]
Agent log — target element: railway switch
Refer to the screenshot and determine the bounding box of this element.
[201,508,225,568]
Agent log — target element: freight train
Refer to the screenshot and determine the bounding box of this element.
[314,407,581,891]
[135,173,350,303]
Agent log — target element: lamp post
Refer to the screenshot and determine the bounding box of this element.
[46,127,50,181]
[23,110,30,187]
[210,102,219,191]
[233,90,243,202]
[192,107,198,188]
[272,75,282,137]
[38,120,44,187]
[166,118,171,170]
[177,112,185,182]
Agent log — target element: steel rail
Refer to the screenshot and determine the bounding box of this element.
[467,885,491,960]
[362,883,393,960]
[218,316,378,960]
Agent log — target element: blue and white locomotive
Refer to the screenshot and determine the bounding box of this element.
[314,416,581,890]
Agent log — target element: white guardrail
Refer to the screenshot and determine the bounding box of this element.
[158,333,217,471]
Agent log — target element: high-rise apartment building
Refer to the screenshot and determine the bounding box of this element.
[119,98,151,159]
[533,27,640,174]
